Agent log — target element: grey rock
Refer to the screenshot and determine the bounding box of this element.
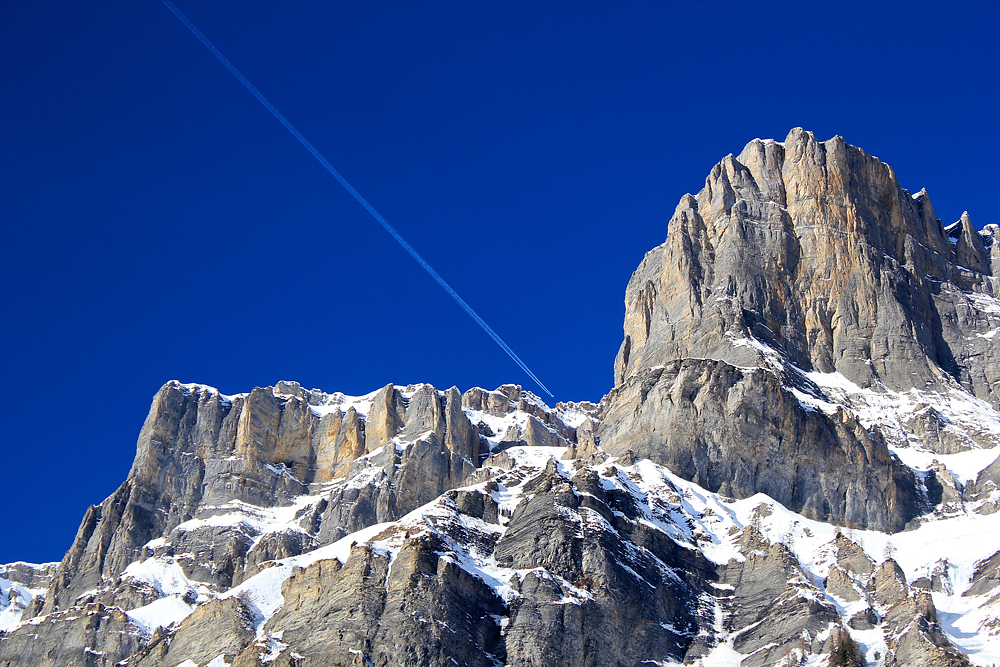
[9,131,1000,667]
[929,559,954,595]
[39,380,540,620]
[983,224,1000,277]
[563,416,601,461]
[265,538,505,667]
[833,534,876,578]
[615,129,999,409]
[0,603,145,667]
[964,452,1000,511]
[871,559,909,608]
[490,462,712,667]
[946,212,992,276]
[598,360,923,531]
[848,607,878,630]
[132,597,256,667]
[0,562,57,590]
[462,386,513,417]
[237,530,318,586]
[826,565,864,603]
[964,549,1000,597]
[721,528,840,667]
[882,592,969,666]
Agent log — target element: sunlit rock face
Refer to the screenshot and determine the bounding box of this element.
[600,128,1000,533]
[614,128,999,407]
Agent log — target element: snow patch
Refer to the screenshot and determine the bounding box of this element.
[126,595,194,633]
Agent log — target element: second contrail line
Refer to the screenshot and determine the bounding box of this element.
[161,0,552,397]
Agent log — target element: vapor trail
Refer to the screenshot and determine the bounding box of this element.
[161,0,553,397]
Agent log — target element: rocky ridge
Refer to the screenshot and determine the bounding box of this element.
[2,130,1000,666]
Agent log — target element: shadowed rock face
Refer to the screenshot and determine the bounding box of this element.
[598,360,923,532]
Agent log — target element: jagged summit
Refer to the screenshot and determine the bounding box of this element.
[594,129,1000,543]
[616,128,998,397]
[3,132,1000,667]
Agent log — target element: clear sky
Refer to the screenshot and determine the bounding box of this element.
[2,0,998,564]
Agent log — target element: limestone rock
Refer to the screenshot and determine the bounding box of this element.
[964,452,1000,512]
[598,360,923,531]
[983,224,1000,277]
[615,129,998,404]
[0,562,57,590]
[563,416,601,460]
[964,549,1000,597]
[612,128,1000,455]
[872,559,909,609]
[0,603,145,667]
[461,386,513,417]
[721,527,840,667]
[834,534,876,578]
[490,460,712,666]
[848,607,878,630]
[882,592,969,666]
[132,597,256,667]
[826,565,865,603]
[267,539,505,667]
[8,131,1000,667]
[39,380,533,618]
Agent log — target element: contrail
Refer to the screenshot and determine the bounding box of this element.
[161,0,553,397]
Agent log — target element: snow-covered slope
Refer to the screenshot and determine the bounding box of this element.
[0,562,57,633]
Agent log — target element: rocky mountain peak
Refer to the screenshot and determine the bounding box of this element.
[4,132,1000,667]
[610,129,1000,471]
[617,128,998,396]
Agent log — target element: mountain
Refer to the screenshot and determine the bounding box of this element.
[2,129,999,667]
[601,128,1000,533]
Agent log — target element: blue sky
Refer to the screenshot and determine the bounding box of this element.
[2,0,998,564]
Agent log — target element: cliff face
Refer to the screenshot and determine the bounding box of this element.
[598,128,1000,533]
[42,380,572,613]
[3,131,1000,667]
[614,128,999,410]
[598,359,924,532]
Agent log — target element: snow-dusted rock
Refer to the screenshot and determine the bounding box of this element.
[6,131,1000,667]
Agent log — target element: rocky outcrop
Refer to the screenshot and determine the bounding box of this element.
[963,452,1000,512]
[133,597,256,667]
[883,592,969,667]
[494,461,714,666]
[266,540,504,667]
[614,129,999,404]
[38,380,515,614]
[598,360,923,531]
[964,549,1000,597]
[610,129,1000,463]
[0,603,145,667]
[720,527,841,667]
[0,562,57,590]
[817,536,971,667]
[598,128,1000,534]
[7,379,596,664]
[872,559,909,609]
